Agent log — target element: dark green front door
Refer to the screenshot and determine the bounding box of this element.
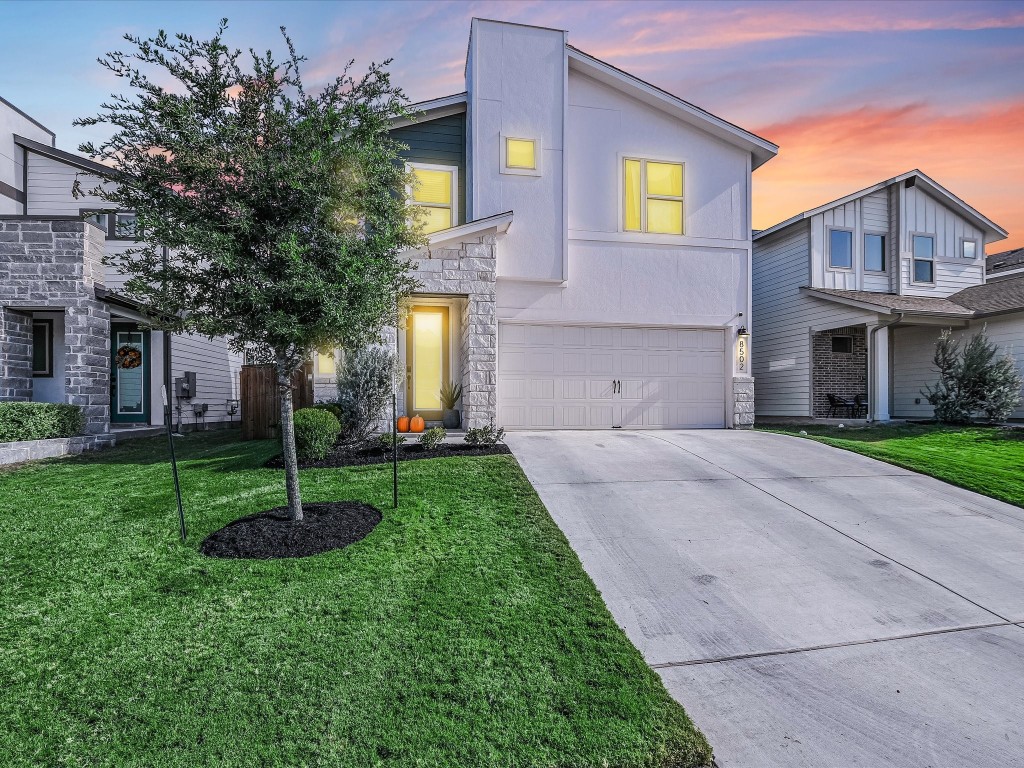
[110,323,151,424]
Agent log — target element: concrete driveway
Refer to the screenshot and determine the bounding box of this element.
[506,430,1024,768]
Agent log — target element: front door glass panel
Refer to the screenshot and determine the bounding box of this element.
[116,331,145,414]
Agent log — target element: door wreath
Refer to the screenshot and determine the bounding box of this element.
[115,345,143,369]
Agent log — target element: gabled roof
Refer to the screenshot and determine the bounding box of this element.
[391,93,467,129]
[755,170,1008,242]
[1,96,55,141]
[565,46,778,170]
[14,134,112,177]
[420,210,513,249]
[987,247,1024,276]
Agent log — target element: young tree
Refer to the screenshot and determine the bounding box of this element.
[75,21,421,520]
[923,327,1023,423]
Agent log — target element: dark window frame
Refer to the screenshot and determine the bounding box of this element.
[827,227,854,270]
[864,232,886,273]
[79,208,140,241]
[32,319,54,377]
[831,335,854,354]
[912,233,935,284]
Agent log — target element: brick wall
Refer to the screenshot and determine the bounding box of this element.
[811,325,867,417]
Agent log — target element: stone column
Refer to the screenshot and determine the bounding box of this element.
[64,300,111,433]
[0,308,33,401]
[732,377,755,429]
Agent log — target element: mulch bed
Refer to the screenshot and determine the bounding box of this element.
[200,502,382,559]
[265,442,511,470]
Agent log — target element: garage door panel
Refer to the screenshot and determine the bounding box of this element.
[498,323,726,430]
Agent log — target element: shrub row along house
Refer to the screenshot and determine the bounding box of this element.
[1,18,1021,449]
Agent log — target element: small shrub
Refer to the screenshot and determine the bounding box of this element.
[923,327,1023,423]
[378,432,407,452]
[0,402,85,442]
[465,423,505,447]
[336,346,401,446]
[312,402,345,424]
[292,408,341,461]
[419,426,446,449]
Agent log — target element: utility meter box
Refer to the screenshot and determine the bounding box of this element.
[174,371,197,399]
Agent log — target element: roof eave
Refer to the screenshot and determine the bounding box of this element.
[391,92,468,129]
[410,211,514,251]
[800,287,976,319]
[15,134,113,178]
[565,47,778,170]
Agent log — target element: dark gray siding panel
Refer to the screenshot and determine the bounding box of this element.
[391,113,466,225]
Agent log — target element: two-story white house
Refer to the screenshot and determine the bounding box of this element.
[752,170,1023,421]
[385,19,777,430]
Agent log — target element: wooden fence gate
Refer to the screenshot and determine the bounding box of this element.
[240,362,314,440]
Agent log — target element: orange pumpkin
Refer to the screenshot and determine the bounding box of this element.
[397,416,411,433]
[409,415,425,433]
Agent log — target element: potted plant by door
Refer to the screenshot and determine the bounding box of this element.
[440,380,463,429]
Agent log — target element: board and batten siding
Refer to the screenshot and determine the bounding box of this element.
[391,113,466,227]
[753,221,877,417]
[809,190,892,293]
[898,184,986,298]
[893,317,1024,421]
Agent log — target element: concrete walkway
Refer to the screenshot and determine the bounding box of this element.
[506,430,1024,768]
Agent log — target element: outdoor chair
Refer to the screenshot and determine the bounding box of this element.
[853,394,868,418]
[826,393,854,417]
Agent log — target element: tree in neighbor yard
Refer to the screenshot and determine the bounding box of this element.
[74,21,421,521]
[923,327,1023,423]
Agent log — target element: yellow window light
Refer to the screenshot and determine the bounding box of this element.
[623,159,642,232]
[411,168,452,205]
[646,199,683,235]
[419,206,452,235]
[646,162,683,197]
[506,138,536,170]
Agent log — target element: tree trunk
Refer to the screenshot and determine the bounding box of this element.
[277,367,304,522]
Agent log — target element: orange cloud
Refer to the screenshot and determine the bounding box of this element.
[753,99,1024,251]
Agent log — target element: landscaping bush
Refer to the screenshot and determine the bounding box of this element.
[292,408,341,461]
[377,432,407,453]
[923,327,1024,423]
[0,402,84,442]
[419,426,446,449]
[336,346,400,446]
[465,423,505,447]
[312,402,345,424]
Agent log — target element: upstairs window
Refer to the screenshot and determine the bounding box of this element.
[114,213,138,240]
[961,239,978,260]
[505,138,536,169]
[407,163,457,235]
[828,229,853,269]
[913,235,934,283]
[623,158,684,235]
[81,210,140,240]
[864,233,886,272]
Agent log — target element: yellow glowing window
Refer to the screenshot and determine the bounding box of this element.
[622,158,684,235]
[316,348,336,376]
[409,307,449,412]
[409,165,455,235]
[506,138,536,169]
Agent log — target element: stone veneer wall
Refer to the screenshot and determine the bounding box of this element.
[732,377,754,428]
[0,218,111,434]
[0,308,33,400]
[811,325,867,417]
[403,233,497,429]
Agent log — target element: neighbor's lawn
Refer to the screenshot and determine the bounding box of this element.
[0,432,710,768]
[761,422,1024,508]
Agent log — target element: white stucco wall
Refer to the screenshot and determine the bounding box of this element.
[30,310,66,403]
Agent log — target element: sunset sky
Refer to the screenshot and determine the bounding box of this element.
[2,0,1022,251]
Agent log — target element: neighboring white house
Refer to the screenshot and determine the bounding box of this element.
[752,170,1024,421]
[0,99,242,432]
[384,18,778,429]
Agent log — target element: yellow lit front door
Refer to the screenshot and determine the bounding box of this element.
[406,305,450,421]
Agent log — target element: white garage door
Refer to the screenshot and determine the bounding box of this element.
[498,323,726,429]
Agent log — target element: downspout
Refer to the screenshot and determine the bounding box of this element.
[867,312,904,423]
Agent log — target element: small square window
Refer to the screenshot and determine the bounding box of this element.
[505,138,536,170]
[114,213,138,240]
[829,229,853,269]
[962,240,977,260]
[831,336,853,354]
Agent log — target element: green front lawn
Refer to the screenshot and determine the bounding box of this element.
[760,423,1024,508]
[0,432,710,768]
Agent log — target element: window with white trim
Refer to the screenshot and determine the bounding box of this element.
[407,163,457,235]
[913,235,934,282]
[961,239,978,260]
[623,158,684,235]
[828,228,853,269]
[864,233,885,272]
